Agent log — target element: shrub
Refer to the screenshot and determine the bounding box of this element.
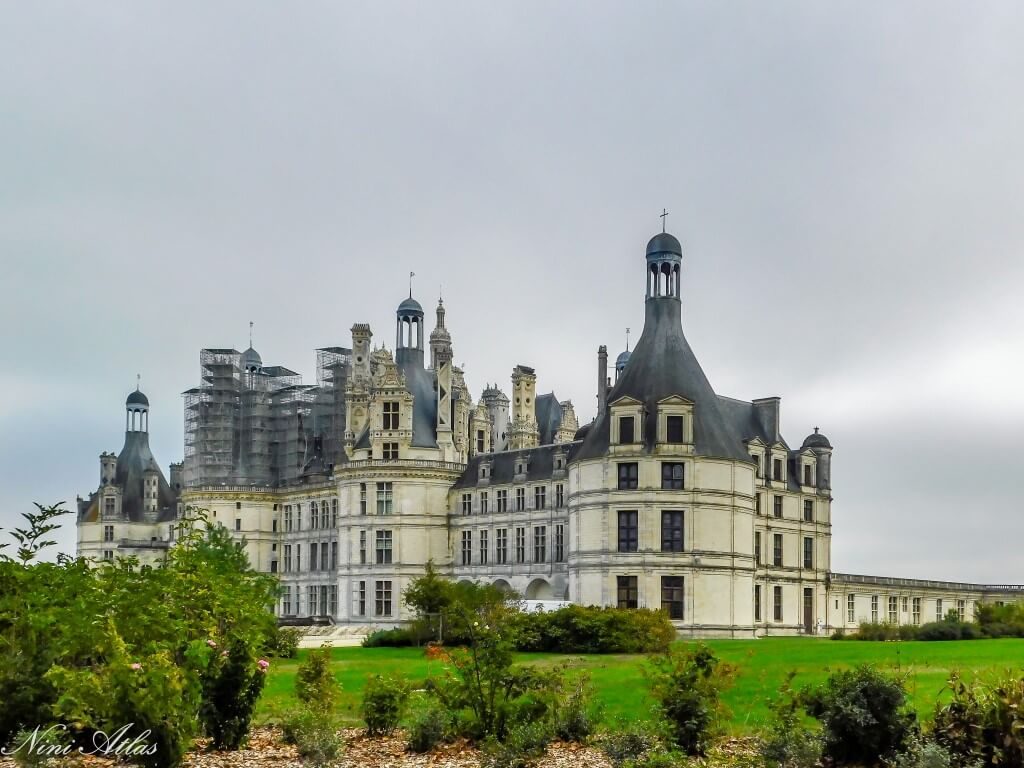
[802,665,915,765]
[296,646,341,711]
[4,726,72,768]
[361,674,411,736]
[888,736,956,768]
[597,718,669,767]
[647,644,735,756]
[480,721,552,768]
[361,628,416,648]
[551,675,602,742]
[933,672,1024,767]
[622,752,689,768]
[268,626,302,658]
[199,639,268,749]
[407,704,450,753]
[760,673,822,768]
[513,606,676,654]
[281,706,343,768]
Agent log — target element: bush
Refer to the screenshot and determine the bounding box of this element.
[513,606,676,654]
[760,673,822,768]
[4,726,72,768]
[361,628,416,648]
[281,706,343,768]
[802,665,915,765]
[647,644,735,756]
[621,752,689,768]
[480,721,552,768]
[597,719,669,767]
[551,675,601,742]
[296,646,341,711]
[361,674,411,736]
[268,626,302,658]
[888,736,956,768]
[199,639,268,749]
[933,672,1024,767]
[407,704,450,753]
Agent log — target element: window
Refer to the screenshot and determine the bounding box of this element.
[936,598,943,622]
[754,532,762,565]
[235,518,241,531]
[383,401,400,429]
[902,596,908,613]
[311,501,319,529]
[376,482,393,515]
[359,530,366,564]
[310,542,318,571]
[871,595,879,623]
[273,518,278,533]
[103,550,114,561]
[104,497,115,516]
[661,576,684,619]
[462,493,472,516]
[321,502,329,528]
[357,581,366,616]
[321,542,328,571]
[235,501,242,510]
[661,462,684,490]
[617,463,639,490]
[619,416,635,444]
[773,586,783,621]
[479,530,488,564]
[295,544,301,570]
[383,442,399,460]
[496,528,508,564]
[375,580,392,616]
[375,530,393,564]
[103,525,114,543]
[295,504,302,530]
[617,511,638,553]
[534,486,546,509]
[332,499,338,528]
[534,526,546,563]
[461,530,472,565]
[480,491,488,514]
[555,484,564,508]
[515,527,526,563]
[360,484,367,515]
[329,585,338,616]
[957,600,966,622]
[497,489,508,512]
[284,544,292,572]
[617,576,638,609]
[554,524,565,562]
[476,430,485,453]
[773,495,783,518]
[847,593,856,623]
[666,415,684,443]
[803,499,813,522]
[282,586,292,615]
[803,465,812,486]
[888,596,898,624]
[755,494,762,515]
[661,511,684,552]
[754,584,762,621]
[308,586,318,616]
[331,541,337,570]
[515,488,525,511]
[912,597,921,625]
[803,537,813,569]
[773,533,783,566]
[773,458,783,480]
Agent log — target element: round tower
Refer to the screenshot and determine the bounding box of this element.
[395,295,424,367]
[646,232,683,300]
[126,388,149,433]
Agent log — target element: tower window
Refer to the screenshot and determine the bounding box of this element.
[534,486,546,509]
[661,576,684,620]
[461,493,472,516]
[773,495,783,518]
[666,415,684,443]
[774,586,783,621]
[617,576,638,609]
[103,525,114,543]
[383,401,400,430]
[619,416,635,445]
[382,442,399,460]
[773,533,783,566]
[755,531,762,565]
[661,462,684,490]
[617,511,638,553]
[461,530,472,565]
[376,482,393,515]
[803,499,813,522]
[617,463,639,490]
[375,530,392,564]
[661,511,684,552]
[755,584,762,622]
[803,537,813,569]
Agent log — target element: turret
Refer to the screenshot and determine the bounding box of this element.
[126,387,149,433]
[802,428,833,491]
[395,295,424,368]
[100,452,117,486]
[481,385,510,452]
[508,365,539,450]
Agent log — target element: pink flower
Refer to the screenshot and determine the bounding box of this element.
[206,639,217,648]
[221,650,229,657]
[257,658,270,673]
[129,663,142,671]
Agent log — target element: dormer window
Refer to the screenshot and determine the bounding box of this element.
[803,464,812,486]
[773,458,783,481]
[666,415,684,443]
[383,401,400,430]
[480,465,489,480]
[619,416,635,444]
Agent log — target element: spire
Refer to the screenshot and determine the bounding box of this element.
[660,207,669,233]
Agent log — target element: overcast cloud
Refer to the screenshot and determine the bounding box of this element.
[1,2,1022,581]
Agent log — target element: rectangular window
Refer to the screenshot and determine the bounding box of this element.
[936,598,943,622]
[461,530,472,565]
[329,585,338,616]
[534,486,546,509]
[804,465,812,486]
[284,544,292,573]
[773,495,783,518]
[476,430,485,453]
[847,593,856,623]
[497,489,508,513]
[360,483,367,515]
[957,600,966,622]
[555,484,564,508]
[382,401,400,430]
[496,528,508,564]
[479,530,488,564]
[515,527,526,563]
[661,576,684,619]
[332,499,338,528]
[773,533,783,566]
[331,541,337,570]
[383,442,399,460]
[617,511,638,553]
[273,518,278,533]
[617,576,638,609]
[912,597,921,625]
[285,506,293,531]
[296,504,301,530]
[480,491,489,515]
[321,503,329,529]
[661,511,684,552]
[462,493,472,516]
[888,596,898,624]
[754,584,762,621]
[554,524,565,562]
[375,580,392,616]
[752,454,761,478]
[375,530,393,564]
[311,502,318,529]
[295,544,301,571]
[773,585,783,621]
[310,542,318,571]
[872,595,879,623]
[534,526,546,563]
[515,488,525,512]
[666,415,684,443]
[755,531,762,565]
[803,537,813,569]
[755,493,761,515]
[103,549,114,561]
[103,525,114,542]
[308,585,318,616]
[803,499,813,522]
[358,580,366,616]
[282,586,292,616]
[359,530,366,564]
[376,482,393,515]
[321,542,329,571]
[661,462,684,490]
[617,463,639,490]
[235,518,241,531]
[104,497,115,515]
[619,416,635,444]
[773,458,783,481]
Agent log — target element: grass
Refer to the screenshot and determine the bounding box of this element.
[256,638,1024,734]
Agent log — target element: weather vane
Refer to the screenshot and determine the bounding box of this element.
[625,327,631,352]
[249,320,254,347]
[660,208,669,233]
[409,271,415,298]
[136,373,141,391]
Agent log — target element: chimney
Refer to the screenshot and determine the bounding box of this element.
[597,346,608,418]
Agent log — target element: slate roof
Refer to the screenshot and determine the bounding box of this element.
[534,393,563,446]
[453,441,581,489]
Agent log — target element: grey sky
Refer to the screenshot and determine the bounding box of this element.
[2,3,1022,580]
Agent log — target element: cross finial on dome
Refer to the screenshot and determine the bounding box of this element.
[136,373,140,391]
[409,271,415,299]
[814,426,819,433]
[625,327,631,352]
[660,208,669,233]
[249,320,254,347]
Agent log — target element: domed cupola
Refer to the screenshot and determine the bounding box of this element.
[396,276,426,367]
[802,427,832,450]
[125,380,149,433]
[614,328,632,382]
[646,225,682,301]
[241,346,262,373]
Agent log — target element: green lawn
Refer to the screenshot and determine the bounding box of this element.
[257,638,1024,734]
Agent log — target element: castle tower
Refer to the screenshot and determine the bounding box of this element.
[126,385,149,433]
[508,365,539,450]
[395,295,425,368]
[481,385,510,452]
[430,298,454,451]
[344,323,373,455]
